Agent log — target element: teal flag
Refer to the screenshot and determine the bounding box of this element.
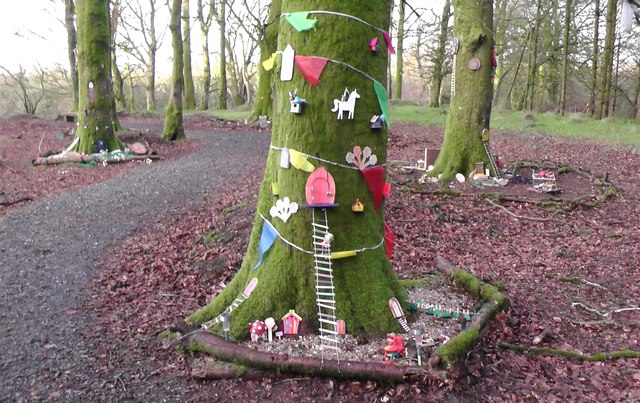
[284,12,318,31]
[373,81,390,128]
[253,219,278,270]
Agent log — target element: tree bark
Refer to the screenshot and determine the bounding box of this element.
[429,0,451,108]
[65,0,79,111]
[196,0,214,110]
[588,0,600,117]
[251,0,281,119]
[187,0,407,339]
[393,0,405,100]
[524,0,542,111]
[162,0,185,141]
[182,0,196,110]
[492,0,508,107]
[596,0,617,119]
[217,0,227,110]
[559,0,572,115]
[146,4,158,112]
[74,0,123,154]
[430,0,494,180]
[188,331,418,382]
[111,0,126,111]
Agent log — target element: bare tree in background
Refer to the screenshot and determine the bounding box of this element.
[182,0,197,110]
[119,0,165,111]
[0,66,47,115]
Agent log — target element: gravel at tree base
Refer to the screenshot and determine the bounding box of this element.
[0,122,270,401]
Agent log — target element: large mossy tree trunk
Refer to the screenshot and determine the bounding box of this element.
[74,0,123,154]
[430,0,493,181]
[182,0,197,110]
[251,0,281,120]
[187,0,407,340]
[162,0,185,141]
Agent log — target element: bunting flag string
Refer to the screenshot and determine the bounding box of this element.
[283,10,395,54]
[256,214,386,259]
[271,145,386,171]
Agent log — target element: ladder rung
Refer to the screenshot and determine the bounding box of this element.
[320,328,339,335]
[315,273,333,278]
[314,259,332,265]
[318,318,337,325]
[316,292,335,296]
[314,254,332,259]
[317,303,336,310]
[315,285,334,289]
[317,299,335,304]
[315,267,333,273]
[312,222,328,229]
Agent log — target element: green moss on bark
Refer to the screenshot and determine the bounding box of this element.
[434,329,479,365]
[188,0,407,339]
[163,0,185,141]
[74,0,124,154]
[430,0,493,181]
[452,269,509,310]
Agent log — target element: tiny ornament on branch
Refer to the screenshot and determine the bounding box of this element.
[346,146,377,169]
[270,197,299,223]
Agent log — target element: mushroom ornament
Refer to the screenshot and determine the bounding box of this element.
[248,320,267,342]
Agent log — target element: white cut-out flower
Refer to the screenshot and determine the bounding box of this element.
[269,197,299,223]
[345,145,377,169]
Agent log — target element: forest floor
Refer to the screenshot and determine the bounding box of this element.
[1,114,639,401]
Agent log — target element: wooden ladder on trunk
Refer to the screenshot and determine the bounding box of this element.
[311,209,340,351]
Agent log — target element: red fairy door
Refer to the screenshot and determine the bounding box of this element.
[305,167,336,206]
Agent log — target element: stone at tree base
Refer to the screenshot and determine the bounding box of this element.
[128,142,148,155]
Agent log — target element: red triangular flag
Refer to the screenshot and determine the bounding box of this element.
[360,166,385,212]
[384,223,396,259]
[294,56,328,87]
[383,182,391,197]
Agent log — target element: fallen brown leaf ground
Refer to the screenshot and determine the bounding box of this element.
[2,114,638,401]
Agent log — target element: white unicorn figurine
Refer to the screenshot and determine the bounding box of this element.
[331,88,360,119]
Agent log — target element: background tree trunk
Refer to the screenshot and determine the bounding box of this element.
[146,4,158,112]
[588,0,600,117]
[216,0,227,110]
[111,0,126,111]
[196,0,214,110]
[559,0,572,115]
[492,0,509,106]
[524,0,542,111]
[596,0,617,119]
[187,0,406,340]
[74,0,123,153]
[393,0,405,100]
[430,0,494,180]
[182,0,196,110]
[429,0,451,108]
[162,0,185,141]
[65,0,79,111]
[251,0,281,119]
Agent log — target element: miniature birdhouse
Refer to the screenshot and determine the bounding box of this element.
[352,199,364,213]
[369,37,380,53]
[281,309,302,335]
[289,90,308,115]
[475,162,485,175]
[370,115,384,129]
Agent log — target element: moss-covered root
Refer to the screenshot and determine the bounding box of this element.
[498,342,640,361]
[450,270,510,310]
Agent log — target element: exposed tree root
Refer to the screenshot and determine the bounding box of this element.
[191,360,270,380]
[186,331,435,383]
[432,256,510,367]
[484,198,558,222]
[497,342,640,361]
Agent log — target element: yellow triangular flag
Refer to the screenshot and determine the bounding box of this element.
[330,251,357,259]
[262,53,276,71]
[289,149,315,172]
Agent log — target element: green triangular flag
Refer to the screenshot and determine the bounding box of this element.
[373,81,390,128]
[284,12,317,32]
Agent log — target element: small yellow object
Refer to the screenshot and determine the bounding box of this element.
[330,251,357,259]
[481,128,490,142]
[261,53,276,71]
[351,198,364,212]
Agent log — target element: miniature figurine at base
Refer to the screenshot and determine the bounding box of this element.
[383,333,406,362]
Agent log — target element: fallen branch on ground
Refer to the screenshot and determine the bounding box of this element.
[187,331,430,383]
[498,342,640,361]
[0,197,33,206]
[485,198,558,222]
[559,276,608,290]
[572,302,640,318]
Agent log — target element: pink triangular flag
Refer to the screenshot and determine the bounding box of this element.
[294,56,328,87]
[383,31,395,54]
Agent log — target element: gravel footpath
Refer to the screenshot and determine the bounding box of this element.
[0,126,269,401]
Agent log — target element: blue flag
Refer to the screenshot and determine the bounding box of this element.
[253,219,278,270]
